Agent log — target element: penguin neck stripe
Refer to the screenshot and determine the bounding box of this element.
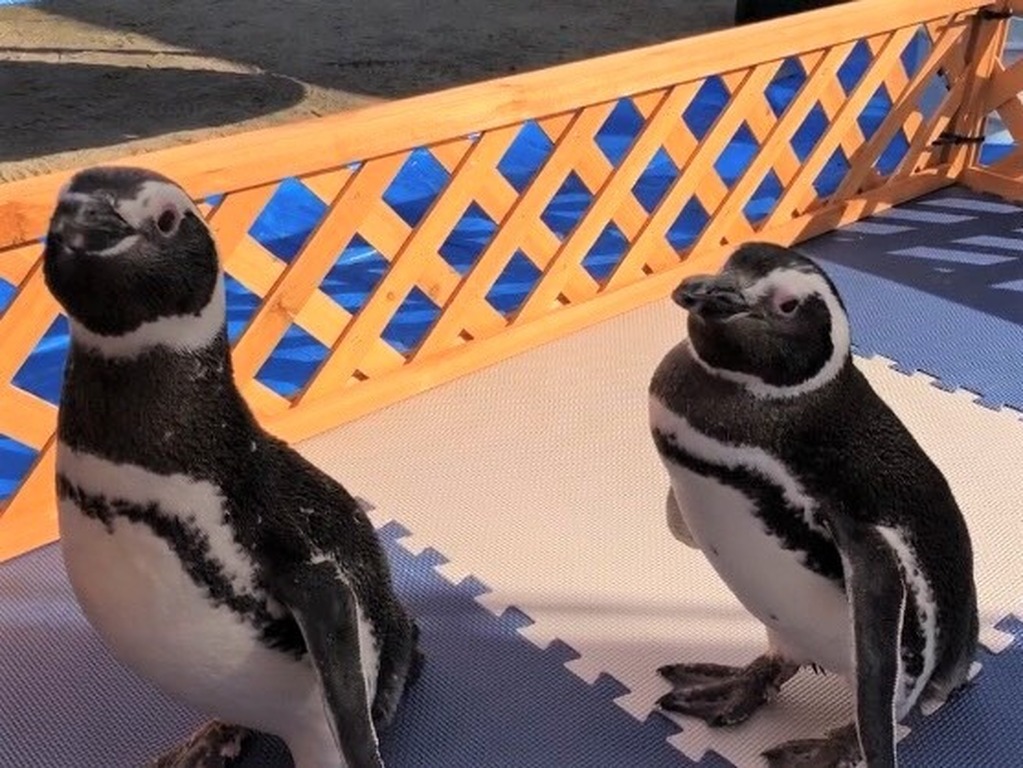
[70,271,226,359]
[688,270,851,399]
[649,397,827,535]
[56,441,255,594]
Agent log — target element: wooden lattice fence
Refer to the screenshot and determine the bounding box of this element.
[0,0,1019,561]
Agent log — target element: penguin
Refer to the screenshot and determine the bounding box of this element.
[42,166,423,768]
[647,242,978,768]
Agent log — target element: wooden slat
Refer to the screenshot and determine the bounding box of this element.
[960,166,1023,201]
[300,167,357,204]
[603,60,784,292]
[206,184,284,266]
[0,242,43,290]
[514,82,701,322]
[428,131,597,305]
[409,102,618,361]
[0,263,61,382]
[360,201,507,334]
[229,154,404,384]
[225,237,407,377]
[836,19,968,195]
[696,42,858,250]
[762,26,921,228]
[894,72,971,179]
[0,385,56,450]
[0,438,58,563]
[297,124,524,402]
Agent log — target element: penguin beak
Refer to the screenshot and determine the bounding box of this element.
[47,195,135,256]
[672,274,750,320]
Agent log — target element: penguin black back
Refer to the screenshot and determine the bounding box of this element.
[649,241,978,767]
[43,166,422,768]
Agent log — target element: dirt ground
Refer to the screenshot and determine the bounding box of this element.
[0,0,736,181]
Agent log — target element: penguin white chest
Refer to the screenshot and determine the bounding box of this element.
[650,401,851,674]
[54,444,377,755]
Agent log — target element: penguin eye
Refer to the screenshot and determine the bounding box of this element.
[777,298,799,315]
[156,208,178,235]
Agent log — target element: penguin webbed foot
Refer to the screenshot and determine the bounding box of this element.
[147,720,253,768]
[656,655,798,727]
[761,722,861,768]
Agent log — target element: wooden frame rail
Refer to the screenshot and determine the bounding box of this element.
[0,0,1011,561]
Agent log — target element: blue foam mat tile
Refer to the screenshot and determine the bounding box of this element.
[0,523,696,768]
[800,187,1023,415]
[898,615,1023,768]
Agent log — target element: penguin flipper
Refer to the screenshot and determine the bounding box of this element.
[665,486,699,549]
[830,517,906,768]
[269,560,384,768]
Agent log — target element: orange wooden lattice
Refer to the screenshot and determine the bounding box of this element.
[0,0,1012,562]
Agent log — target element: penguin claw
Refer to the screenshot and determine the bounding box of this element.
[657,661,745,687]
[147,721,252,768]
[655,655,797,728]
[761,723,861,768]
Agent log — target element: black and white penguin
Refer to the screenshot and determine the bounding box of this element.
[647,242,979,768]
[42,166,423,768]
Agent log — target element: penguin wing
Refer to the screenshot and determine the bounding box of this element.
[267,559,384,768]
[827,513,906,767]
[665,487,699,549]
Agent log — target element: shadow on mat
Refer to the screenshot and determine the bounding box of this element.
[0,61,304,163]
[794,190,1023,328]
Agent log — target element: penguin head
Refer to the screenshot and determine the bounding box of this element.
[43,165,224,356]
[672,242,852,396]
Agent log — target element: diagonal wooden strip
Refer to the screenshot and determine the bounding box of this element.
[226,237,407,376]
[514,82,702,322]
[762,25,921,229]
[427,126,597,306]
[236,377,292,418]
[300,167,356,204]
[555,91,679,274]
[739,50,828,195]
[205,184,281,268]
[0,262,61,383]
[408,102,619,362]
[297,124,523,402]
[944,8,1010,175]
[0,384,56,450]
[229,154,405,384]
[0,436,58,563]
[985,58,1023,114]
[0,242,43,292]
[893,70,971,180]
[603,61,784,293]
[658,85,757,248]
[359,203,507,337]
[696,42,858,250]
[835,19,967,195]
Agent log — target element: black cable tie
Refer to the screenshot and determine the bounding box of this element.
[980,9,1014,20]
[932,131,987,146]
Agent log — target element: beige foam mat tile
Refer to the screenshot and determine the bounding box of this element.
[297,298,1023,766]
